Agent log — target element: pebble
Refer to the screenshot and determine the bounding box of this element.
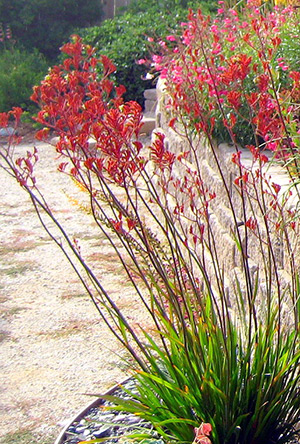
[61,379,156,444]
[0,126,15,136]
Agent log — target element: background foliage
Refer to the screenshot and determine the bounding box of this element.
[0,47,48,113]
[0,0,103,113]
[78,0,216,107]
[0,0,103,60]
[0,0,216,113]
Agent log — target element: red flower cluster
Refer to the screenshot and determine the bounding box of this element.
[31,35,144,186]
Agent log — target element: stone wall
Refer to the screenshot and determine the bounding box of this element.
[151,79,299,307]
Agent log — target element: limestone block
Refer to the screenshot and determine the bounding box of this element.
[144,99,156,114]
[144,88,157,101]
[140,115,156,135]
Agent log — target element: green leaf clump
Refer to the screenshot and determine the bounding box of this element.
[105,296,300,444]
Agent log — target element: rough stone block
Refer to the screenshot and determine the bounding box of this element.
[144,88,157,101]
[144,99,156,114]
[140,115,156,135]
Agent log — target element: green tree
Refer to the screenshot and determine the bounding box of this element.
[0,0,103,60]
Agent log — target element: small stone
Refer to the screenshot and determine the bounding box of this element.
[0,127,15,136]
[127,415,141,425]
[93,424,112,438]
[100,413,115,421]
[140,421,153,429]
[113,413,128,423]
[66,426,76,433]
[75,425,86,433]
[83,428,91,437]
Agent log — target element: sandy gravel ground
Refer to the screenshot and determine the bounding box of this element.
[0,140,147,444]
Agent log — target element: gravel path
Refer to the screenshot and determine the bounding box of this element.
[0,141,146,444]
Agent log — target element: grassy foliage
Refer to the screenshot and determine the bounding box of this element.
[105,302,300,444]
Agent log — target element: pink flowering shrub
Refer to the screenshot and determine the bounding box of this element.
[152,3,300,153]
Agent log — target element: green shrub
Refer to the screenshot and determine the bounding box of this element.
[124,0,212,14]
[0,48,48,113]
[78,0,216,107]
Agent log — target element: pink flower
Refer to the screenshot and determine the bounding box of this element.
[198,423,212,436]
[182,31,193,45]
[226,32,236,43]
[239,21,249,29]
[266,141,277,151]
[224,18,233,27]
[137,59,146,65]
[166,35,176,42]
[196,438,211,444]
[152,55,163,64]
[158,40,167,48]
[193,423,213,444]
